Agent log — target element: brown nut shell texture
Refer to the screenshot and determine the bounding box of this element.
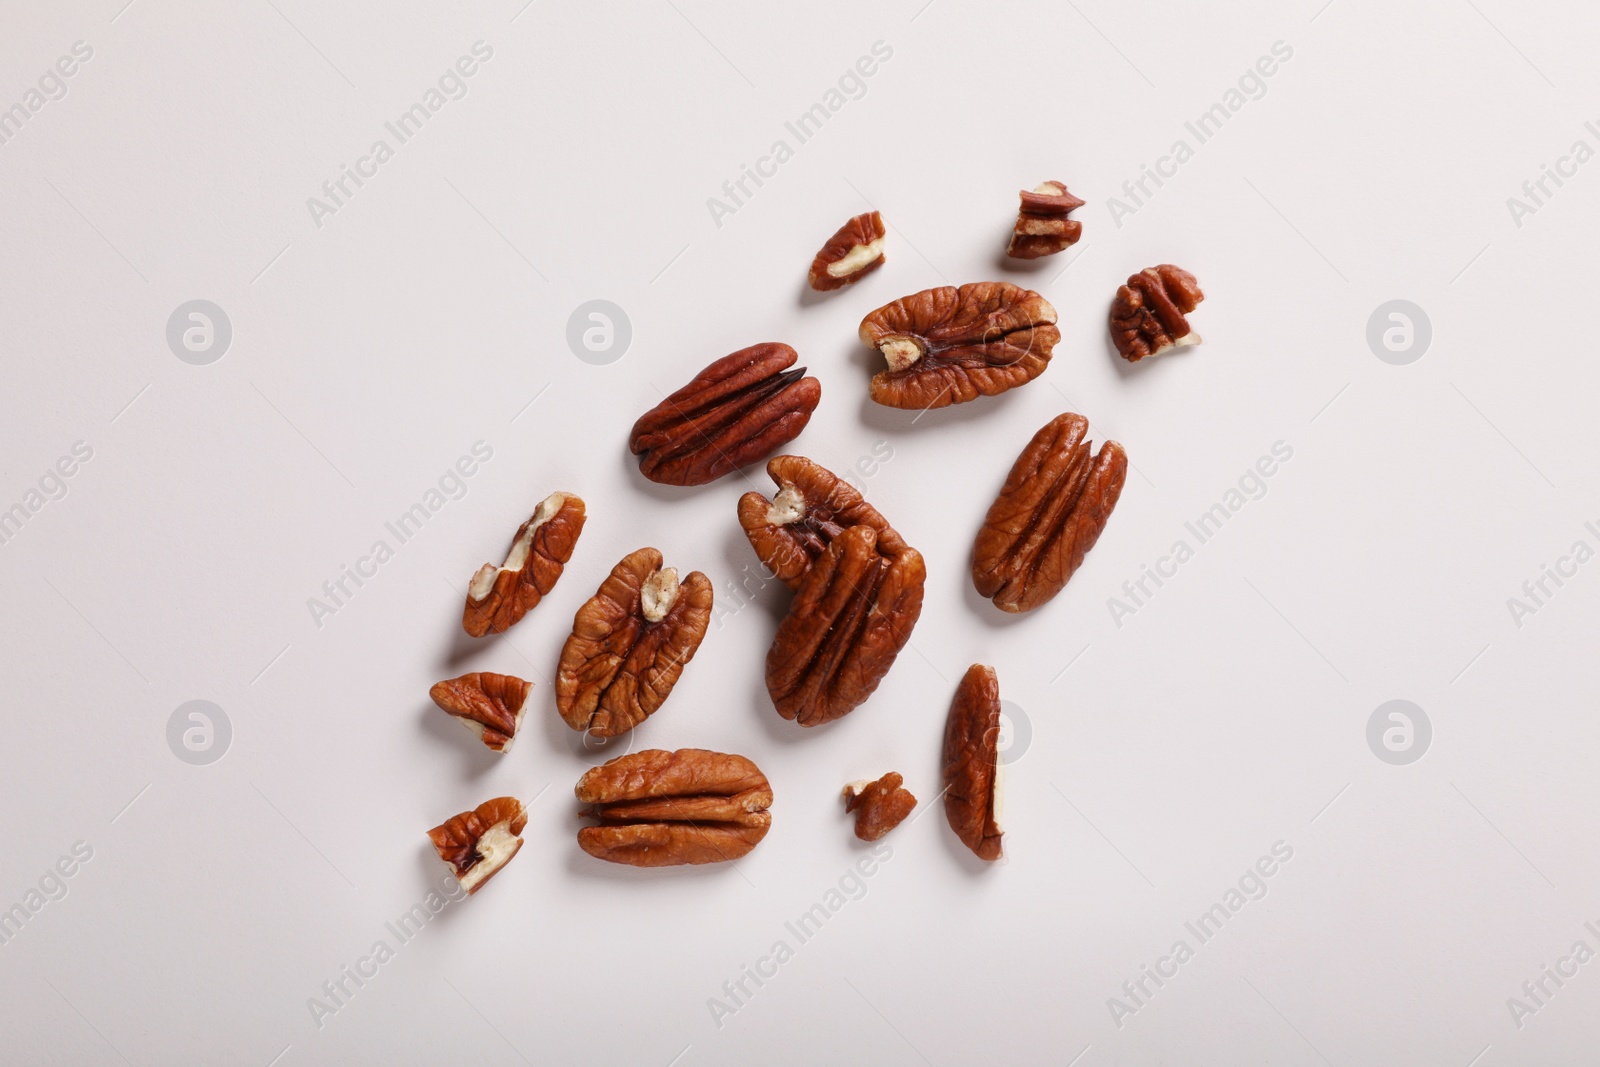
[843,772,917,841]
[859,282,1059,409]
[943,664,1004,861]
[428,672,533,752]
[1110,264,1204,362]
[808,210,886,291]
[575,749,772,867]
[555,548,712,738]
[1006,181,1085,260]
[427,796,527,894]
[629,344,821,486]
[972,413,1128,614]
[462,492,586,637]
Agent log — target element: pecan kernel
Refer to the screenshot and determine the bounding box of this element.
[943,664,1003,861]
[427,796,527,894]
[1110,264,1204,362]
[843,772,917,841]
[575,749,773,866]
[428,672,533,752]
[1006,180,1085,260]
[462,491,586,637]
[808,210,887,291]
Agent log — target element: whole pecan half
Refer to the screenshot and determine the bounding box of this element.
[859,283,1059,409]
[575,748,772,866]
[943,664,1003,862]
[462,492,586,637]
[429,672,533,752]
[427,796,527,894]
[808,210,887,291]
[843,772,917,841]
[973,412,1127,613]
[629,344,821,486]
[555,548,713,737]
[1006,181,1085,259]
[1110,264,1204,362]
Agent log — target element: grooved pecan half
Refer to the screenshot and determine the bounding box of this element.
[859,282,1059,409]
[575,748,772,866]
[1006,181,1085,259]
[555,547,713,737]
[429,672,533,752]
[1110,264,1204,361]
[973,412,1127,613]
[808,210,887,291]
[462,492,586,637]
[943,664,1003,862]
[843,772,916,841]
[629,344,821,486]
[427,796,527,894]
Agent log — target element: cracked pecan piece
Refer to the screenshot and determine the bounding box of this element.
[973,413,1127,614]
[429,672,533,752]
[462,492,586,637]
[629,344,821,486]
[859,282,1059,409]
[555,548,712,738]
[843,772,916,841]
[943,665,1003,862]
[1006,181,1085,259]
[427,796,527,894]
[808,210,887,291]
[1110,264,1204,361]
[575,749,772,866]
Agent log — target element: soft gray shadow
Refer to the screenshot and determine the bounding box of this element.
[858,385,1025,435]
[562,843,761,883]
[441,615,488,671]
[960,562,1034,629]
[418,700,503,779]
[797,274,834,308]
[937,816,1003,876]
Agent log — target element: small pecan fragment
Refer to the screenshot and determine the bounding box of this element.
[859,283,1059,409]
[973,413,1127,614]
[1006,181,1085,259]
[843,772,916,841]
[943,664,1003,862]
[555,548,713,737]
[575,749,772,866]
[1110,264,1204,362]
[808,210,887,291]
[629,344,821,486]
[428,672,533,752]
[462,492,586,637]
[427,796,527,894]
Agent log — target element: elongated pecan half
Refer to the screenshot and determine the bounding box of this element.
[808,210,887,291]
[427,796,527,894]
[462,492,586,637]
[429,672,533,752]
[943,665,1003,861]
[629,344,821,486]
[973,413,1127,613]
[575,749,772,866]
[555,548,712,737]
[737,455,911,590]
[1006,181,1085,259]
[859,283,1059,409]
[843,772,916,841]
[1110,264,1204,361]
[765,524,924,726]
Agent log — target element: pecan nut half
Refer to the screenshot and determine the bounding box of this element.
[427,796,527,894]
[943,665,1003,861]
[462,492,586,637]
[629,344,821,486]
[808,210,887,291]
[1110,264,1204,361]
[843,772,916,841]
[973,413,1127,613]
[859,283,1059,409]
[555,548,713,737]
[429,672,533,752]
[1006,181,1085,259]
[575,749,772,866]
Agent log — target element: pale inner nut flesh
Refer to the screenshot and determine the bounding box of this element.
[767,485,806,526]
[469,491,567,602]
[640,567,680,623]
[459,820,520,894]
[828,237,887,278]
[878,337,924,373]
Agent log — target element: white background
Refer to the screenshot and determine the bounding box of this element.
[2,0,1597,1063]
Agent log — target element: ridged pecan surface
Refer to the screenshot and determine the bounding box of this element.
[808,210,887,291]
[462,492,585,637]
[1110,264,1204,361]
[575,749,772,866]
[843,772,917,841]
[1006,181,1085,259]
[427,796,527,894]
[428,672,533,752]
[737,455,910,591]
[943,664,1003,861]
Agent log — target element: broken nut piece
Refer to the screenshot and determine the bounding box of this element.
[1110,264,1204,362]
[843,772,916,841]
[575,749,773,866]
[808,210,887,291]
[428,672,533,752]
[462,492,586,637]
[943,664,1003,862]
[427,796,527,894]
[1006,180,1085,259]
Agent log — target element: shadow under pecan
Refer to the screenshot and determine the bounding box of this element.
[462,492,586,637]
[427,796,527,894]
[429,671,533,752]
[859,282,1059,409]
[943,664,1003,862]
[972,412,1127,614]
[843,772,917,841]
[808,210,886,291]
[1110,264,1204,362]
[629,343,821,486]
[555,547,712,738]
[1006,180,1085,260]
[575,749,772,867]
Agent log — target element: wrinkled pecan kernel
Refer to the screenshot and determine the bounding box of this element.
[429,672,533,752]
[575,749,772,867]
[973,413,1127,614]
[843,772,916,841]
[555,547,712,738]
[427,796,527,894]
[629,344,821,486]
[943,664,1003,862]
[1110,265,1204,362]
[463,492,586,637]
[1006,181,1085,259]
[809,211,887,291]
[859,283,1059,409]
